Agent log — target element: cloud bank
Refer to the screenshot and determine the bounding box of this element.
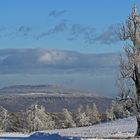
[0,48,119,74]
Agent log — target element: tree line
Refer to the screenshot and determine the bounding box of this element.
[0,100,134,133]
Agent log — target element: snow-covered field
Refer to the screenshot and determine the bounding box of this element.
[0,117,138,139]
[45,116,137,139]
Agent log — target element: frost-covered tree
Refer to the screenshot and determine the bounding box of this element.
[0,106,8,131]
[61,108,76,128]
[4,112,25,132]
[85,104,100,124]
[90,104,100,124]
[74,106,90,127]
[106,100,130,121]
[117,4,140,136]
[106,109,115,121]
[26,104,55,132]
[85,105,91,116]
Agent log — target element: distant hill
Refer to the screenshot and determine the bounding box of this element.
[0,84,82,95]
[0,85,112,113]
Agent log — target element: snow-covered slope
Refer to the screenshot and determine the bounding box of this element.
[44,116,137,138]
[0,117,138,139]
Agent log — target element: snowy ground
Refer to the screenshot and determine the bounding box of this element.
[0,116,138,139]
[44,116,137,139]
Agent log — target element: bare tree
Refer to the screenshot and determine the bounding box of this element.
[118,4,140,136]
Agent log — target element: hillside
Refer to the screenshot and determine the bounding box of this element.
[0,85,112,112]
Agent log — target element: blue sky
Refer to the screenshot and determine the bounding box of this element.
[0,0,139,53]
[0,0,139,96]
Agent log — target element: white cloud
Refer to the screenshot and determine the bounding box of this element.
[39,51,67,64]
[39,50,78,65]
[0,49,119,74]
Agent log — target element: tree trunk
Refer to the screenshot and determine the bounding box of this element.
[135,85,140,136]
[136,85,140,97]
[136,116,140,137]
[135,90,140,136]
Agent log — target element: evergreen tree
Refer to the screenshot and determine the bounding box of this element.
[74,105,90,127]
[0,106,9,131]
[85,104,100,125]
[61,108,76,128]
[26,104,55,132]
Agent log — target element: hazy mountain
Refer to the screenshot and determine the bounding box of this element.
[0,84,112,113]
[0,84,82,95]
